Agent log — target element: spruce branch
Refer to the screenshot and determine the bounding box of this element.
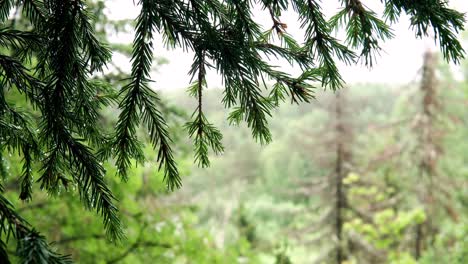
[0,106,39,201]
[266,67,319,105]
[0,54,43,106]
[0,0,14,22]
[114,0,181,190]
[293,0,356,89]
[0,239,9,264]
[185,51,224,168]
[22,0,48,27]
[329,0,394,67]
[0,152,7,185]
[0,28,42,59]
[34,0,122,240]
[16,230,73,264]
[76,7,112,73]
[382,0,465,63]
[0,194,71,263]
[18,142,34,201]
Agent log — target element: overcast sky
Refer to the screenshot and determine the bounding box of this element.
[106,0,468,90]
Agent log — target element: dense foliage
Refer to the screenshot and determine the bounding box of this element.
[0,0,466,263]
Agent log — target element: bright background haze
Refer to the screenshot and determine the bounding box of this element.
[106,0,468,89]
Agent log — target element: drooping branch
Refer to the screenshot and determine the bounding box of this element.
[114,0,181,190]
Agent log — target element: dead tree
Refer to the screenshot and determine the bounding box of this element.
[412,51,459,259]
[286,88,417,263]
[286,90,355,264]
[333,91,349,264]
[414,51,437,259]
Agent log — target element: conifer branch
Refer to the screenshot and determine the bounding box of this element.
[331,0,394,66]
[382,0,465,63]
[0,54,43,106]
[0,152,7,185]
[76,8,111,73]
[0,28,42,59]
[185,51,224,167]
[0,239,9,264]
[114,0,181,190]
[22,0,47,26]
[16,230,73,264]
[0,0,14,22]
[293,0,356,89]
[35,0,122,240]
[0,106,39,201]
[0,193,71,263]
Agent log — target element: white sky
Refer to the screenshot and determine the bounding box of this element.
[106,0,468,90]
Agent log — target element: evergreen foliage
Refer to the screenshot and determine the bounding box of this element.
[0,0,466,262]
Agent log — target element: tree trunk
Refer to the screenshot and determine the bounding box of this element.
[335,92,345,264]
[415,51,438,260]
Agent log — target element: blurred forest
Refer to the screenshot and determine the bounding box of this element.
[1,1,468,264]
[4,54,468,263]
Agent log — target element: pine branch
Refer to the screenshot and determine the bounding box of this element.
[185,51,224,168]
[0,192,25,239]
[331,0,394,66]
[34,0,122,240]
[227,74,273,144]
[76,7,111,73]
[0,0,14,22]
[0,152,7,187]
[140,88,181,190]
[217,49,275,143]
[16,230,73,264]
[293,0,356,89]
[114,0,181,190]
[72,77,117,149]
[22,0,47,27]
[0,54,43,106]
[266,67,319,105]
[265,4,287,35]
[18,144,34,201]
[0,106,39,201]
[385,0,465,63]
[152,0,197,48]
[0,239,9,264]
[0,28,42,59]
[383,0,465,63]
[255,41,310,68]
[0,193,71,263]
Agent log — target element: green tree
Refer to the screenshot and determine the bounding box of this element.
[0,0,466,262]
